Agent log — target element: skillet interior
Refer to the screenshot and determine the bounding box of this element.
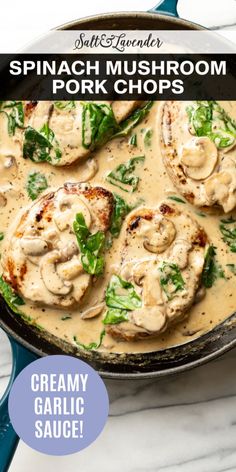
[1,12,236,379]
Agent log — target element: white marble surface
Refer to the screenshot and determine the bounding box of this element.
[1,0,236,470]
[1,329,236,472]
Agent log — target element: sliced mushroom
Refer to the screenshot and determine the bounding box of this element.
[132,261,164,305]
[59,241,78,262]
[81,303,105,320]
[0,192,7,208]
[40,250,72,295]
[131,261,166,332]
[180,137,218,181]
[131,306,167,333]
[0,155,18,181]
[43,228,60,243]
[194,286,206,304]
[120,262,135,282]
[54,193,92,232]
[132,260,150,286]
[0,183,19,207]
[79,158,98,182]
[138,215,176,254]
[57,256,83,281]
[20,237,50,256]
[166,239,192,270]
[205,171,232,198]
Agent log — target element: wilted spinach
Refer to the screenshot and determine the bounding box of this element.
[82,102,119,150]
[103,274,142,325]
[167,196,186,204]
[0,101,24,136]
[110,194,132,238]
[129,134,137,146]
[201,245,225,288]
[106,156,145,192]
[23,123,62,163]
[113,101,153,138]
[219,217,236,252]
[143,128,153,147]
[73,213,105,275]
[26,171,48,200]
[73,329,106,350]
[187,101,236,149]
[0,276,25,313]
[54,101,75,110]
[226,264,236,275]
[159,262,185,300]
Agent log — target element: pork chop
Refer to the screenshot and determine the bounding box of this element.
[106,201,208,341]
[1,182,114,308]
[160,101,236,213]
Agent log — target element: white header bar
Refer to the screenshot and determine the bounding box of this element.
[20,30,236,54]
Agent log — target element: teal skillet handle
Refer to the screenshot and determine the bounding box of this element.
[149,0,179,17]
[0,337,38,472]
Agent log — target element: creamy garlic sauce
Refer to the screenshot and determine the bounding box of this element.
[1,101,236,354]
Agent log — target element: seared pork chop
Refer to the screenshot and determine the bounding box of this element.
[106,201,208,341]
[23,100,144,166]
[160,101,236,213]
[1,183,113,308]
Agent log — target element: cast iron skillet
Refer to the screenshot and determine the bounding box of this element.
[1,1,236,469]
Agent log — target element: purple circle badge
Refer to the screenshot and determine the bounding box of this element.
[8,355,109,455]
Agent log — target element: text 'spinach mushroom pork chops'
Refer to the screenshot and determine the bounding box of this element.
[1,99,236,354]
[105,201,208,341]
[160,101,236,213]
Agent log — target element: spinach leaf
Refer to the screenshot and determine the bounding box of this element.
[129,134,137,146]
[159,262,185,300]
[226,264,236,275]
[54,101,75,110]
[82,102,119,150]
[61,315,72,321]
[0,277,45,330]
[81,102,152,151]
[0,101,24,136]
[0,232,4,241]
[23,123,62,163]
[143,128,153,147]
[26,171,48,200]
[187,101,236,149]
[105,275,142,311]
[103,308,128,325]
[219,217,236,252]
[0,276,25,313]
[113,101,153,138]
[201,245,225,288]
[73,213,105,275]
[104,274,141,325]
[167,196,186,204]
[110,194,132,238]
[106,156,145,193]
[73,329,105,350]
[195,211,207,218]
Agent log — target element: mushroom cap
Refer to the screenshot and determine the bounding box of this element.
[180,137,218,181]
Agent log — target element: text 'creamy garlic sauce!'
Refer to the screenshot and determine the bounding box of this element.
[0,100,236,354]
